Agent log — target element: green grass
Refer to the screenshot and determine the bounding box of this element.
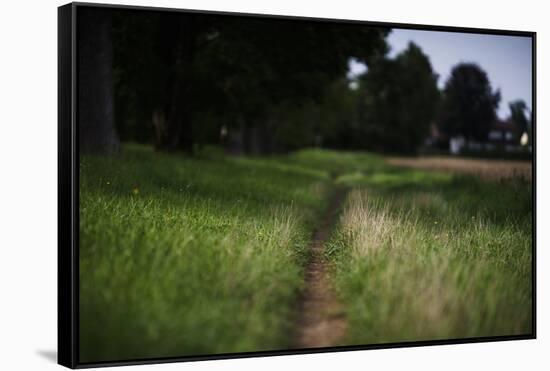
[79,144,533,362]
[327,159,533,344]
[79,144,330,362]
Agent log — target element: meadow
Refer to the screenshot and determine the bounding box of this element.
[79,144,533,362]
[328,164,532,344]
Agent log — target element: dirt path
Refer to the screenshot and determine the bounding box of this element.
[294,188,348,349]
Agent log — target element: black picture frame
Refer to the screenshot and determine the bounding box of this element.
[58,2,537,368]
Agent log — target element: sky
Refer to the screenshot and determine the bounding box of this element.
[349,29,533,119]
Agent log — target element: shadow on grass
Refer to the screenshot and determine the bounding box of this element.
[80,145,330,217]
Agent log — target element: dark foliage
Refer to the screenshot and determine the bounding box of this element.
[79,8,509,157]
[509,99,530,134]
[81,7,390,155]
[439,63,501,142]
[358,42,440,153]
[78,8,120,154]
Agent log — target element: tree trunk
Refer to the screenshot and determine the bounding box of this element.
[155,16,196,154]
[78,9,120,155]
[241,118,251,155]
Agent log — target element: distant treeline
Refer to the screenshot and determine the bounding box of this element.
[78,7,531,156]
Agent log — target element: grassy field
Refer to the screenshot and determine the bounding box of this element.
[328,162,533,344]
[79,145,332,362]
[79,144,533,362]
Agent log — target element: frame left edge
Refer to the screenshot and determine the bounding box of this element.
[58,3,78,369]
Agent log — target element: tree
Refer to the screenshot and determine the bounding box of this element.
[78,8,120,154]
[113,11,217,153]
[439,63,500,142]
[96,10,390,155]
[509,99,532,147]
[509,100,530,134]
[358,42,440,153]
[266,79,361,151]
[189,17,389,154]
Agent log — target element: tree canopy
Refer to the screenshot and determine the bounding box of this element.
[95,9,391,155]
[357,42,440,153]
[438,63,501,142]
[78,7,521,157]
[509,99,530,134]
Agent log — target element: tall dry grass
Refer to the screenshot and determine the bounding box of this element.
[328,188,532,344]
[386,156,532,181]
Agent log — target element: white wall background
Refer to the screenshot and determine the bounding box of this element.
[0,0,546,369]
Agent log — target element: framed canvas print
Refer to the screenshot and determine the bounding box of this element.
[58,2,536,368]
